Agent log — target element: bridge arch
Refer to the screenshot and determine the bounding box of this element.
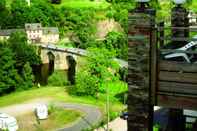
[66,55,76,85]
[47,51,55,75]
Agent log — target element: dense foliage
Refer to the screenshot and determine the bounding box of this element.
[8,31,40,67]
[48,71,68,86]
[0,32,41,95]
[68,48,120,96]
[1,0,97,45]
[0,44,20,95]
[0,0,129,59]
[105,31,128,60]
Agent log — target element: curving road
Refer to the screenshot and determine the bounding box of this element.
[0,100,102,131]
[56,103,102,131]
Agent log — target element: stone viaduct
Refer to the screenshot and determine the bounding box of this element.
[37,44,128,70]
[38,44,87,70]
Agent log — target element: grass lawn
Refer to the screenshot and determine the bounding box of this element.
[0,86,126,115]
[16,107,82,131]
[54,0,110,9]
[6,0,110,10]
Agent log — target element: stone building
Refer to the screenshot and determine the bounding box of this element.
[0,23,59,44]
[25,23,59,44]
[25,23,42,43]
[40,27,59,44]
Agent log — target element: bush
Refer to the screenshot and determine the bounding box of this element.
[68,70,98,96]
[68,48,120,97]
[48,71,68,86]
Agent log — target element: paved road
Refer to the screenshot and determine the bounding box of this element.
[0,100,102,131]
[56,103,102,131]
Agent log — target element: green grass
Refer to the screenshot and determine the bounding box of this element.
[0,86,125,114]
[54,0,110,9]
[16,107,82,131]
[6,0,110,10]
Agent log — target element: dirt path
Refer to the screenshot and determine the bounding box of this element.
[0,98,51,116]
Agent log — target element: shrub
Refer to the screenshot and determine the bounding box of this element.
[68,48,120,97]
[48,71,68,86]
[68,70,98,96]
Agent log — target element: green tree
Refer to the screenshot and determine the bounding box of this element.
[10,0,29,27]
[0,0,6,11]
[0,0,11,29]
[21,62,34,90]
[105,31,128,60]
[106,3,130,33]
[68,48,120,96]
[0,44,20,95]
[8,31,41,89]
[8,31,41,71]
[61,8,96,48]
[28,0,60,26]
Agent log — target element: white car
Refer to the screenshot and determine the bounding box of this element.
[0,113,18,131]
[35,104,48,120]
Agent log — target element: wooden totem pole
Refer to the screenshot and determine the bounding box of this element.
[128,1,156,131]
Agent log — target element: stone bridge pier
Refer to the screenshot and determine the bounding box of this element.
[34,46,79,85]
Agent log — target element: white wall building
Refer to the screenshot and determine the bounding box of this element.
[0,23,59,44]
[25,23,59,44]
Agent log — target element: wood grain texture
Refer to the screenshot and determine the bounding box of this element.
[157,94,197,110]
[159,71,197,84]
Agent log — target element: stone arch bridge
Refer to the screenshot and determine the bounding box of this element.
[38,44,87,70]
[37,44,128,70]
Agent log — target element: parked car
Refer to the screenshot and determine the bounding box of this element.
[0,113,18,131]
[120,111,128,120]
[35,104,48,120]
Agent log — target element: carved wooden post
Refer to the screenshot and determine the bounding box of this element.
[128,2,156,131]
[171,3,189,48]
[166,2,189,131]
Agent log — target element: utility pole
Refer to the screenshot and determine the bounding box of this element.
[106,78,110,131]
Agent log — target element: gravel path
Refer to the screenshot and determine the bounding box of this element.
[0,99,102,131]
